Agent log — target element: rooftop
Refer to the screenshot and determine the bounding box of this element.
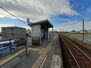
[1,27,25,29]
[30,19,53,28]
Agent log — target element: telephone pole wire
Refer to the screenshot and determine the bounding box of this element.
[0,6,26,24]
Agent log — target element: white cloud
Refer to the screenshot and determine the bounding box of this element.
[0,0,78,22]
[54,20,91,31]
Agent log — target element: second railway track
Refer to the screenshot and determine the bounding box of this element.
[59,34,91,68]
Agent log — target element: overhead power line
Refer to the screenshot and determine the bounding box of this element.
[0,6,27,24]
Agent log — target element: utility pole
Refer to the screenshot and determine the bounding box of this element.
[27,18,31,26]
[24,18,31,56]
[83,19,84,42]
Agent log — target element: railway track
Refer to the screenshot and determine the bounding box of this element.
[59,34,91,68]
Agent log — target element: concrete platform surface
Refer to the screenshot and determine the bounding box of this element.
[40,34,63,68]
[0,33,63,68]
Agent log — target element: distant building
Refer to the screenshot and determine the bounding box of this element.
[71,30,77,33]
[79,30,88,33]
[70,30,79,33]
[1,27,26,40]
[88,29,91,33]
[30,19,53,45]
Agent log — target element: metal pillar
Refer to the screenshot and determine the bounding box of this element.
[25,38,28,56]
[9,39,12,51]
[83,19,84,42]
[25,18,30,56]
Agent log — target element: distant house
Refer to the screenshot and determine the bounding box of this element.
[1,27,26,40]
[79,30,88,33]
[88,29,91,33]
[71,30,76,33]
[70,30,79,33]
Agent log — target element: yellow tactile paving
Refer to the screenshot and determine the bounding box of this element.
[31,41,53,68]
[29,48,40,51]
[31,48,48,68]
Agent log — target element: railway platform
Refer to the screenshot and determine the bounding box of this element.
[0,33,63,68]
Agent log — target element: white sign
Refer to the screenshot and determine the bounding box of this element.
[51,55,62,68]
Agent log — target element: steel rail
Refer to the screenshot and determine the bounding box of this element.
[65,37,91,60]
[61,37,81,68]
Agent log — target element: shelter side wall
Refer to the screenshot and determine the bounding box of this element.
[31,25,41,45]
[31,25,41,38]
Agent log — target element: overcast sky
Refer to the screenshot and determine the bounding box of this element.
[0,0,91,31]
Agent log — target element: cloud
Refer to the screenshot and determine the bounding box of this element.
[0,0,78,22]
[87,7,91,13]
[54,20,91,31]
